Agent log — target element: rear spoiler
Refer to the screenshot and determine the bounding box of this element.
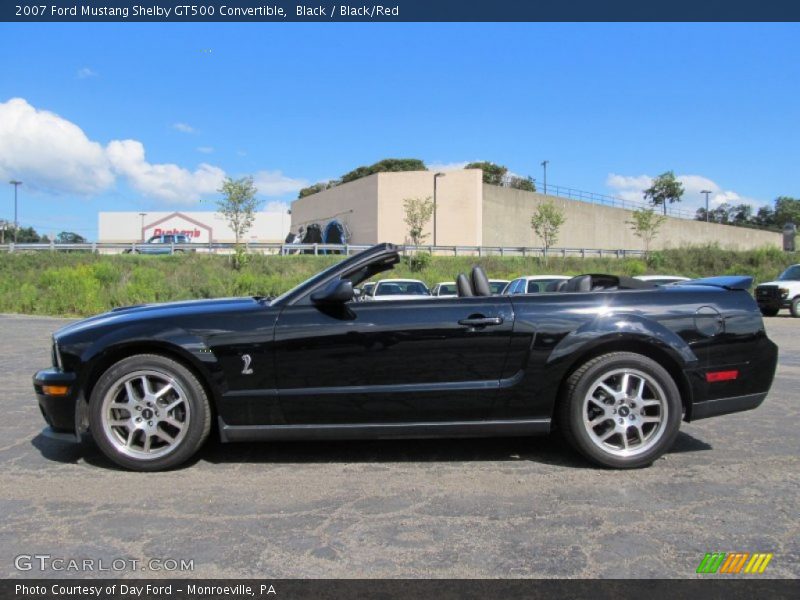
[677,275,753,291]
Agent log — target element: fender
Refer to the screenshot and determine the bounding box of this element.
[547,312,698,368]
[74,321,224,406]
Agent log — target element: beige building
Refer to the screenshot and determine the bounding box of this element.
[290,169,782,251]
[99,210,291,244]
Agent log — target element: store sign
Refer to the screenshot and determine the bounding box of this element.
[143,212,213,243]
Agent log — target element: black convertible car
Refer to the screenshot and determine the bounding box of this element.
[34,243,778,471]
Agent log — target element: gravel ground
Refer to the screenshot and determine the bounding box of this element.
[0,313,797,579]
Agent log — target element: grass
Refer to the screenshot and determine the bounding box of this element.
[0,245,796,317]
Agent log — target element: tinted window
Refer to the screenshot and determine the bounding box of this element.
[438,284,457,295]
[779,266,800,281]
[528,278,564,293]
[508,279,523,294]
[375,281,430,296]
[489,281,507,294]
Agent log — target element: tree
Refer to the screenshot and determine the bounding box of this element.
[643,171,684,215]
[508,175,536,192]
[55,231,86,244]
[403,197,434,247]
[530,201,565,261]
[773,196,800,227]
[627,208,666,257]
[465,161,507,185]
[216,174,262,267]
[298,158,427,198]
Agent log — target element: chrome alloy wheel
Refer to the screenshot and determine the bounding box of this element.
[581,368,668,458]
[100,370,190,460]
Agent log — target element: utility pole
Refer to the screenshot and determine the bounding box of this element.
[433,173,445,246]
[540,160,549,195]
[9,180,22,243]
[700,190,712,222]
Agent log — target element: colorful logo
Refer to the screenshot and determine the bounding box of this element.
[696,552,773,574]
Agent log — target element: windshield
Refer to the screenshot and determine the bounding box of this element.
[778,266,800,281]
[375,281,430,296]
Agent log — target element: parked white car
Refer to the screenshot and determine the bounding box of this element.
[634,275,691,286]
[755,264,800,317]
[365,279,431,301]
[502,275,571,295]
[431,282,458,297]
[489,279,510,295]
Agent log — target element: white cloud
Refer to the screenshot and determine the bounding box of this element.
[426,160,470,172]
[0,98,305,205]
[606,172,763,213]
[107,140,225,204]
[253,170,308,197]
[77,67,98,79]
[172,122,195,134]
[196,146,214,154]
[0,97,114,195]
[264,200,290,213]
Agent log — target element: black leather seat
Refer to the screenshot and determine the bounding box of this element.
[456,273,474,297]
[471,266,492,296]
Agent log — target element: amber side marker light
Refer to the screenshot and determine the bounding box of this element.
[706,370,739,383]
[42,385,69,396]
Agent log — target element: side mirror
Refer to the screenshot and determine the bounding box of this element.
[311,279,354,305]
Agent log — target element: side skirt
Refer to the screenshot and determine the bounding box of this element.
[218,418,551,443]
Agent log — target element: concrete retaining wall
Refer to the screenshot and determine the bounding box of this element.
[482,186,781,251]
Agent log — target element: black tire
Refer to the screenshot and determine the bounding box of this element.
[89,354,211,471]
[760,307,779,317]
[791,297,800,318]
[558,352,682,469]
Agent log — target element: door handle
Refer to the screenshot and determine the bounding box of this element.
[458,316,504,327]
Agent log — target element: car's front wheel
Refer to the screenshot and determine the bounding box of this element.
[89,354,211,471]
[791,297,800,318]
[558,352,682,469]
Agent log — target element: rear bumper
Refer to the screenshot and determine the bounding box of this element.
[33,368,78,434]
[690,392,767,420]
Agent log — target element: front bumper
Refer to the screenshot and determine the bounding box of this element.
[33,368,78,434]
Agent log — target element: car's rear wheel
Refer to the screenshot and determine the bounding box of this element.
[558,352,682,469]
[89,354,211,471]
[760,307,779,317]
[791,297,800,318]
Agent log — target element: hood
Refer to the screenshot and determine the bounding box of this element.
[54,296,263,340]
[757,280,795,288]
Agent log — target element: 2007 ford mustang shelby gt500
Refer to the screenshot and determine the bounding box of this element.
[34,243,778,471]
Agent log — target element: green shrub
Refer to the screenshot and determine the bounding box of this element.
[0,246,796,317]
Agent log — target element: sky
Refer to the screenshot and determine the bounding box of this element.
[0,23,798,240]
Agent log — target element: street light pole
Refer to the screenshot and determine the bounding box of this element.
[700,190,712,222]
[139,212,147,241]
[9,180,22,243]
[540,161,549,195]
[433,172,445,247]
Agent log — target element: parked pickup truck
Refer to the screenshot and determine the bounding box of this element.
[755,264,800,317]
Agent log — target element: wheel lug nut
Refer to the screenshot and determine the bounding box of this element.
[618,418,624,424]
[148,421,153,426]
[136,417,141,422]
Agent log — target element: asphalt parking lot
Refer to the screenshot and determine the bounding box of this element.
[1,313,798,579]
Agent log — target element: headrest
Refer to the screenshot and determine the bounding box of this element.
[471,266,492,296]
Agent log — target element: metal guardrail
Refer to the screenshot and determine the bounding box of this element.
[0,241,646,258]
[497,177,696,219]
